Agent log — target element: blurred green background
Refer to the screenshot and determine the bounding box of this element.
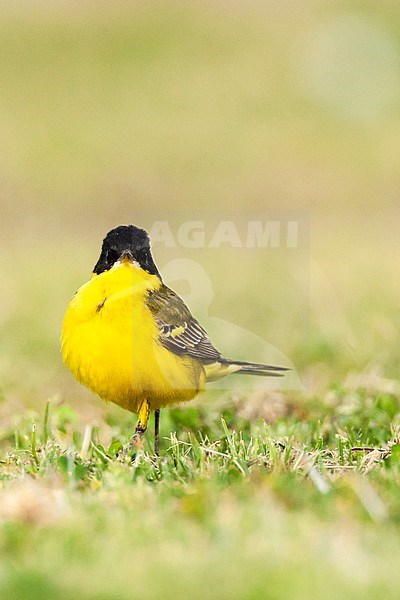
[0,0,398,418]
[0,3,400,600]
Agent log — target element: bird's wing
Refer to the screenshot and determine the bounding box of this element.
[146,285,221,362]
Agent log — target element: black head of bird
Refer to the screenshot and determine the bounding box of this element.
[93,225,161,278]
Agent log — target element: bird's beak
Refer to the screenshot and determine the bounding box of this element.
[120,250,134,262]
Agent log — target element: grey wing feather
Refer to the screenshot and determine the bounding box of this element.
[146,285,221,362]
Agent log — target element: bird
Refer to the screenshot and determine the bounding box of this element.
[61,224,289,455]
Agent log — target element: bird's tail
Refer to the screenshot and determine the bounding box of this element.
[205,358,290,381]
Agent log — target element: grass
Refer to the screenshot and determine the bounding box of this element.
[1,385,400,600]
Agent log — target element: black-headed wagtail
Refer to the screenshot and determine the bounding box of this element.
[61,225,289,454]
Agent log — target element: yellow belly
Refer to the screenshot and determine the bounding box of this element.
[61,263,205,413]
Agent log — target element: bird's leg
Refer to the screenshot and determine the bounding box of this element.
[130,399,150,451]
[154,409,160,457]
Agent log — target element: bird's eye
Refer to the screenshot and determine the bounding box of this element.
[106,248,119,264]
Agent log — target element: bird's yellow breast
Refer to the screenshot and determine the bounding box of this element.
[61,262,205,413]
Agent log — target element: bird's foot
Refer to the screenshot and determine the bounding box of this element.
[129,431,145,453]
